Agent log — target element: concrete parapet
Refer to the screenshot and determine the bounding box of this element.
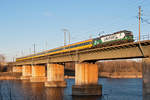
[30,65,46,82]
[45,64,66,87]
[72,63,102,96]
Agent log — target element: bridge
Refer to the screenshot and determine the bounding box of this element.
[12,39,150,97]
[14,40,150,65]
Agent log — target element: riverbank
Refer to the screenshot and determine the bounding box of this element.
[0,72,21,80]
[99,72,142,78]
[0,72,142,80]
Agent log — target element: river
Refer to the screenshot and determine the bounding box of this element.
[0,78,142,100]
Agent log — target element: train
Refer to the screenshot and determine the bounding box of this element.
[16,30,134,62]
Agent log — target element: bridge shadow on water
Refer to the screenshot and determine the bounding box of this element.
[0,78,142,100]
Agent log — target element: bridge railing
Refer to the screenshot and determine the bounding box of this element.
[134,33,150,42]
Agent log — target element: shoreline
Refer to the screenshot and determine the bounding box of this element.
[99,72,142,78]
[0,72,142,80]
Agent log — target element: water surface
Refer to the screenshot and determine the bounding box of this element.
[0,78,142,100]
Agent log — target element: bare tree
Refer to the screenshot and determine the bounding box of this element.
[0,54,5,72]
[98,60,142,75]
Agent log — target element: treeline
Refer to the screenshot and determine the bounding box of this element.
[65,60,142,73]
[98,60,142,73]
[0,54,6,72]
[97,60,142,78]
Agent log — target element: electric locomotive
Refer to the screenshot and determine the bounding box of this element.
[92,30,134,47]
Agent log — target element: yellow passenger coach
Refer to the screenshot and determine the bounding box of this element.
[16,39,93,61]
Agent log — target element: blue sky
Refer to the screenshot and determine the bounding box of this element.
[0,0,150,61]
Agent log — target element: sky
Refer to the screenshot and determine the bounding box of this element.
[0,0,150,61]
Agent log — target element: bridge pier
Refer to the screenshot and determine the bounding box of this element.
[72,63,102,96]
[13,66,22,73]
[21,65,32,80]
[30,65,46,82]
[143,58,150,100]
[45,63,66,87]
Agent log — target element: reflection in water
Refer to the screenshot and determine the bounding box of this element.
[45,88,64,100]
[0,78,142,100]
[18,81,46,100]
[30,83,45,100]
[72,96,99,100]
